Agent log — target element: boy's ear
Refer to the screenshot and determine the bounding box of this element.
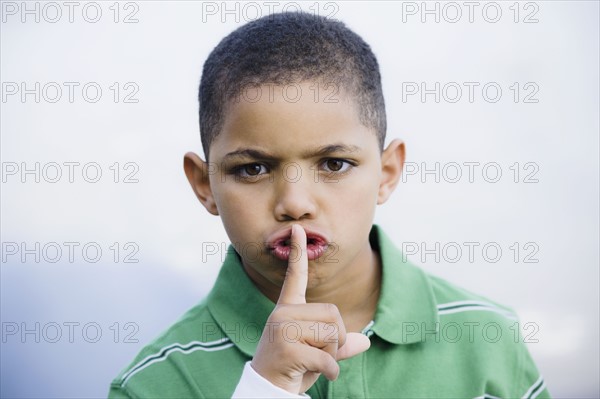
[183,152,219,215]
[377,139,405,205]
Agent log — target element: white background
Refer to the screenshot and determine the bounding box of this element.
[1,1,598,397]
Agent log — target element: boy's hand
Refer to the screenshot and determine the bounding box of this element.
[251,224,371,395]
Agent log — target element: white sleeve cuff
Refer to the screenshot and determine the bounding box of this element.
[232,361,310,398]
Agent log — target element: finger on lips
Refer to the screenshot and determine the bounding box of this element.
[261,223,368,387]
[278,224,309,305]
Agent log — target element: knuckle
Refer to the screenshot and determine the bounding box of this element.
[270,305,288,322]
[315,348,330,365]
[317,350,337,374]
[279,340,298,358]
[324,322,339,341]
[324,303,340,320]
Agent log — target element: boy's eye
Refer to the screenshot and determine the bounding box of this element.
[244,164,263,175]
[322,158,352,173]
[239,163,267,177]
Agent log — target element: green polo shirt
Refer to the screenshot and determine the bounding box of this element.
[108,225,550,398]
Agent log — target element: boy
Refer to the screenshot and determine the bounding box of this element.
[109,12,549,398]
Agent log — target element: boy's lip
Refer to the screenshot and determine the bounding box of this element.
[265,226,330,261]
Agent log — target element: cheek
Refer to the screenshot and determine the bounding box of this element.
[346,188,377,227]
[212,182,271,239]
[212,186,249,229]
[346,166,381,206]
[327,169,379,234]
[346,168,380,224]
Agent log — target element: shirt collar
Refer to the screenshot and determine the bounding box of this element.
[206,225,439,356]
[206,247,274,357]
[368,225,440,344]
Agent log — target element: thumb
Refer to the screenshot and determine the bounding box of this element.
[336,332,371,361]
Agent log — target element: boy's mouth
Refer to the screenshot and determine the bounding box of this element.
[266,228,329,261]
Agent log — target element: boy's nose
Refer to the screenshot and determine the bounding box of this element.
[273,171,317,221]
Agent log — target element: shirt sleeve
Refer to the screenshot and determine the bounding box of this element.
[107,384,133,399]
[232,361,310,399]
[516,339,551,398]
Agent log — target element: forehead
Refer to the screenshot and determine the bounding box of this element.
[211,81,378,158]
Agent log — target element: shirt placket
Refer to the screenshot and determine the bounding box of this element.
[327,350,367,398]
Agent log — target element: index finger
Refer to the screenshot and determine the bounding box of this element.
[277,224,308,305]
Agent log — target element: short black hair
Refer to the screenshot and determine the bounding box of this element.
[198,12,386,161]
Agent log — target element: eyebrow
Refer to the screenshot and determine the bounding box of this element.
[222,144,361,161]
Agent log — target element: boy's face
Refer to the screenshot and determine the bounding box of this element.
[185,81,404,293]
